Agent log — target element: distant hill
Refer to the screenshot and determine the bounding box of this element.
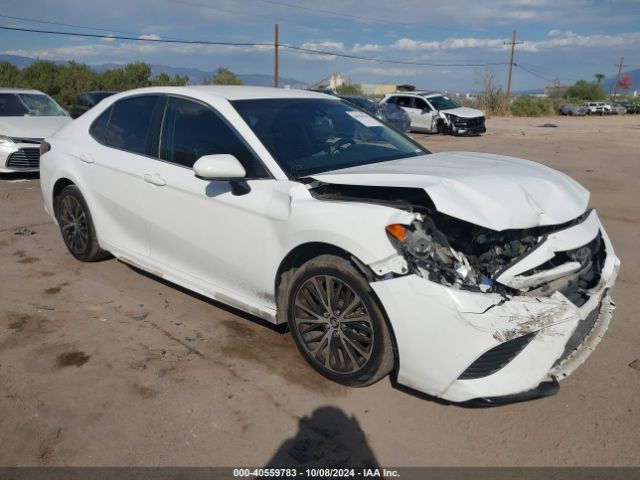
[0,54,307,88]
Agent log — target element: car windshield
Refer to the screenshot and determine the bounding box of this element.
[0,93,67,117]
[427,95,459,111]
[343,96,376,112]
[232,98,427,178]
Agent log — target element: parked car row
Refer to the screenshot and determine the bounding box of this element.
[574,102,640,116]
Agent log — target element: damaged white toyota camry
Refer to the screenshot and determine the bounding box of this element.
[39,86,619,403]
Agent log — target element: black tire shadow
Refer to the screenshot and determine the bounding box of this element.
[264,406,379,470]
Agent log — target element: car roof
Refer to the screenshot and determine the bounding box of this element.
[109,85,337,102]
[387,91,445,98]
[0,87,45,94]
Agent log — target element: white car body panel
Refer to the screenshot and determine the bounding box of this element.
[312,151,589,230]
[439,106,484,119]
[39,85,619,402]
[0,116,71,139]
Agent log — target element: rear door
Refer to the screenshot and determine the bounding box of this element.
[141,95,274,304]
[81,95,163,259]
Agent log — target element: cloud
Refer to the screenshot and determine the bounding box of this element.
[352,43,383,52]
[392,37,507,51]
[138,34,161,40]
[300,41,344,52]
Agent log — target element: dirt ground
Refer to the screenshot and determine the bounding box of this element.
[0,115,639,467]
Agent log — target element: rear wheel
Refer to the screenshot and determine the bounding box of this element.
[285,255,394,387]
[55,185,108,262]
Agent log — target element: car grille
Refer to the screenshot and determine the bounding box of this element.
[455,116,485,127]
[458,332,536,380]
[553,298,602,368]
[6,148,40,169]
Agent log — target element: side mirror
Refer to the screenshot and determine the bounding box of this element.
[193,154,246,180]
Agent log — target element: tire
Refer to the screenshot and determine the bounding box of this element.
[55,185,108,262]
[285,254,395,387]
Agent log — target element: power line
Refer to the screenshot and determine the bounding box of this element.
[515,64,555,83]
[0,13,144,37]
[0,25,509,68]
[0,25,272,47]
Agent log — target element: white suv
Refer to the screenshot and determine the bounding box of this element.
[584,102,608,115]
[380,91,486,135]
[0,88,71,172]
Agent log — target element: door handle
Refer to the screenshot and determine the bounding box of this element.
[79,153,95,164]
[143,173,167,186]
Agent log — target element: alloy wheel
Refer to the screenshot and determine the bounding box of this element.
[293,275,374,374]
[59,195,89,255]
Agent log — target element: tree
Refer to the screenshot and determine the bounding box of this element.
[563,80,606,101]
[0,62,20,87]
[594,73,605,84]
[150,72,190,86]
[336,83,363,96]
[203,67,242,85]
[476,68,506,115]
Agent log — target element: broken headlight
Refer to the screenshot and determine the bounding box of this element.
[386,218,494,291]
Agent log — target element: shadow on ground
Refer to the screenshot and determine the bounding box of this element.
[264,406,379,468]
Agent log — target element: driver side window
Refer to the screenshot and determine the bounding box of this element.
[159,97,268,177]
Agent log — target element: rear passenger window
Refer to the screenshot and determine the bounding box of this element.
[160,97,267,177]
[395,96,412,108]
[89,105,112,144]
[105,96,159,155]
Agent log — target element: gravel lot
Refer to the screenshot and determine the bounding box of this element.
[1,115,638,467]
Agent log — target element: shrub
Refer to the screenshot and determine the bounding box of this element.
[510,96,555,117]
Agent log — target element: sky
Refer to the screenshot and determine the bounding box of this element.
[0,0,639,91]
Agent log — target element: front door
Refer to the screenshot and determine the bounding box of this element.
[141,96,274,306]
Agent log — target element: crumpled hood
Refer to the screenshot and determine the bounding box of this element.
[0,116,72,139]
[311,152,590,230]
[440,106,484,118]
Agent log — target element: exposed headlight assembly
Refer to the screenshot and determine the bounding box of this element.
[386,218,493,291]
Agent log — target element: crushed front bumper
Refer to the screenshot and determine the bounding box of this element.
[371,213,619,403]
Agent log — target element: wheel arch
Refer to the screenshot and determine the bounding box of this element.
[274,241,400,373]
[52,177,76,215]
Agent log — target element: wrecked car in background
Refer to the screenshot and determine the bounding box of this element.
[380,91,486,136]
[39,86,619,403]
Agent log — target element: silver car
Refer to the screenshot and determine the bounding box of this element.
[559,104,587,116]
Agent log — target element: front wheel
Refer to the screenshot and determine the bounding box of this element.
[55,185,108,262]
[285,255,395,387]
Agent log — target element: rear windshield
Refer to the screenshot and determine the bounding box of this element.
[232,98,427,178]
[0,93,67,117]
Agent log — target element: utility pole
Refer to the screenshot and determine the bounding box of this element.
[504,30,523,100]
[274,23,279,88]
[612,56,627,99]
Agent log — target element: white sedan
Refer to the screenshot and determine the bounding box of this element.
[39,86,619,403]
[0,88,71,172]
